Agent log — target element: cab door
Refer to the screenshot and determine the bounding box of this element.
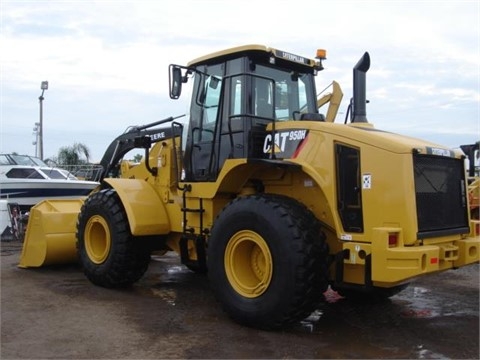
[184,66,223,181]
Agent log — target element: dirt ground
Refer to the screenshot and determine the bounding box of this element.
[1,239,479,359]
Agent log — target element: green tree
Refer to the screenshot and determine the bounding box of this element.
[132,153,143,163]
[56,142,91,166]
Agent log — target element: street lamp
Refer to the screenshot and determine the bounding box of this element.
[38,81,48,160]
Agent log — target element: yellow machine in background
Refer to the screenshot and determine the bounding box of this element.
[20,45,479,330]
[460,142,479,236]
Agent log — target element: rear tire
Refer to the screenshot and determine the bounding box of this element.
[207,194,328,330]
[76,189,151,288]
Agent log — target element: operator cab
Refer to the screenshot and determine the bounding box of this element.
[170,45,325,182]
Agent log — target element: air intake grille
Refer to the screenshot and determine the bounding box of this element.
[414,154,469,238]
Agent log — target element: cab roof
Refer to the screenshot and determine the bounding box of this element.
[187,44,317,69]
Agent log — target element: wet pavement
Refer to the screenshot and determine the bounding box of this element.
[1,240,479,359]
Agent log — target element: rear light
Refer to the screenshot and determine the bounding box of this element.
[388,233,398,247]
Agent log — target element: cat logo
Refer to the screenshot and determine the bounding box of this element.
[263,130,308,156]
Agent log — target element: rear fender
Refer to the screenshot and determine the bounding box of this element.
[104,178,170,236]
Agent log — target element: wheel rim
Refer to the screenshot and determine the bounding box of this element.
[84,215,111,264]
[225,230,273,298]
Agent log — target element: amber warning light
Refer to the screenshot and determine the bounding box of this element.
[316,49,327,60]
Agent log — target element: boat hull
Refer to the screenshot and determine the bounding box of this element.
[0,179,98,211]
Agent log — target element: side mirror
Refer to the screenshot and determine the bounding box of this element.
[169,65,183,99]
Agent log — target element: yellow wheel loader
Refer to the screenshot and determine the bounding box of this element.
[20,45,479,330]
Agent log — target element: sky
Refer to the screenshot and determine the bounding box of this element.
[1,0,479,162]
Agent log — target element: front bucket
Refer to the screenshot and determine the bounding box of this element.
[19,199,84,268]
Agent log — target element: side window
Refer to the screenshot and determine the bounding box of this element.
[6,168,44,179]
[474,148,479,177]
[275,74,308,118]
[193,74,222,144]
[230,76,243,116]
[297,78,307,111]
[184,63,224,182]
[253,76,274,118]
[275,82,289,119]
[42,169,68,179]
[202,75,222,128]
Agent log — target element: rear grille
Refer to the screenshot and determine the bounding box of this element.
[413,154,469,238]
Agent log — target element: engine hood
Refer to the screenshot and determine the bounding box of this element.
[269,121,459,158]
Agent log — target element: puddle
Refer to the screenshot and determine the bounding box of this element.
[167,265,187,274]
[401,308,439,318]
[399,287,441,318]
[414,344,450,359]
[150,288,177,306]
[396,285,477,319]
[299,288,344,332]
[300,309,324,333]
[134,258,192,306]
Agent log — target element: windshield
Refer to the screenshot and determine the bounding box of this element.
[9,154,49,166]
[228,63,317,121]
[254,64,316,120]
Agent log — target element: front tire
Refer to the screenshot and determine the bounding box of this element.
[207,194,328,330]
[76,188,151,288]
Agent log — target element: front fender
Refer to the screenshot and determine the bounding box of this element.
[104,178,170,236]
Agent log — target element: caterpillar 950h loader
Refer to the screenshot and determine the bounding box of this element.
[20,45,479,330]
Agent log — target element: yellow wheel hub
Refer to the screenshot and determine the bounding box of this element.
[84,215,111,264]
[225,230,273,298]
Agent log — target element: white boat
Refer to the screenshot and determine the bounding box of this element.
[0,154,99,212]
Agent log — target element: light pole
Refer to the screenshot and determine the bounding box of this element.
[38,81,48,160]
[33,122,40,157]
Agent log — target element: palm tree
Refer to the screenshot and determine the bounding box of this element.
[132,153,143,163]
[57,142,91,166]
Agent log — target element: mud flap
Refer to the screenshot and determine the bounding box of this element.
[19,199,84,268]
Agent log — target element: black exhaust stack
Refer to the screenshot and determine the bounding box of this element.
[352,52,370,123]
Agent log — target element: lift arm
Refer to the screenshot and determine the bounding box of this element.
[317,81,343,122]
[98,116,184,181]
